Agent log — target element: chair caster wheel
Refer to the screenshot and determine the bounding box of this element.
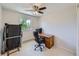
[34,48,36,51]
[40,47,43,52]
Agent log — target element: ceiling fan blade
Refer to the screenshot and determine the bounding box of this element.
[38,11,44,14]
[25,10,34,11]
[39,7,46,10]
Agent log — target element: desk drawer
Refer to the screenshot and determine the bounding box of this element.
[45,36,54,49]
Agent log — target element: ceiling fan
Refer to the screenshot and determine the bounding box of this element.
[25,4,47,14]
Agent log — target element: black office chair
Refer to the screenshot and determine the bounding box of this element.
[33,31,44,51]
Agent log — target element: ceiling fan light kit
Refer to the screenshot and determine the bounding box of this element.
[25,4,47,15]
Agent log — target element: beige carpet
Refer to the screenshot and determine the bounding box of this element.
[1,40,75,56]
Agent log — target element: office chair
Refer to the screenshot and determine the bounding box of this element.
[33,31,44,51]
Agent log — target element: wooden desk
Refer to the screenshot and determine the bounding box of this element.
[39,33,54,49]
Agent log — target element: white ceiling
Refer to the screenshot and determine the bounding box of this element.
[1,3,46,16]
[1,3,75,17]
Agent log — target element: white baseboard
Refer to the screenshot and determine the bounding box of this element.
[22,38,34,44]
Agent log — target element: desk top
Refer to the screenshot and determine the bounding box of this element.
[39,33,53,38]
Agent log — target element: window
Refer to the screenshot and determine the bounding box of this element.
[20,17,31,31]
[26,20,31,27]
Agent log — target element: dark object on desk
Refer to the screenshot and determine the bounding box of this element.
[33,31,44,51]
[39,28,42,33]
[36,28,42,33]
[1,23,22,56]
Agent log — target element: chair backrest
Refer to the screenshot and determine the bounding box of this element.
[33,31,40,43]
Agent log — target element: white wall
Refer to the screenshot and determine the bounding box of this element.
[77,7,79,56]
[2,8,40,42]
[40,4,76,54]
[0,5,2,53]
[0,5,1,53]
